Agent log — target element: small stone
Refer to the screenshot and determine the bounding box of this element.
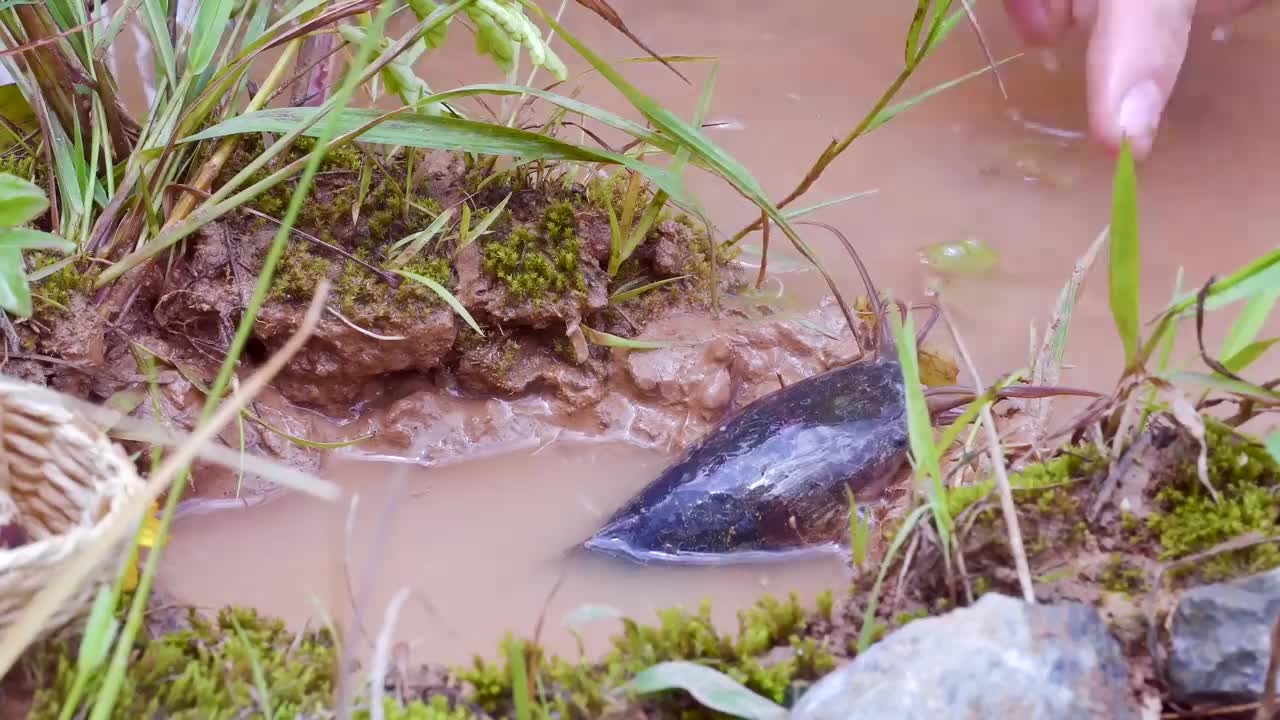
[790,593,1138,720]
[1167,566,1280,704]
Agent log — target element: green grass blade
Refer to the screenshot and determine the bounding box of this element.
[781,190,878,220]
[889,307,951,542]
[507,640,531,720]
[582,326,674,350]
[625,661,787,720]
[1221,287,1280,360]
[187,0,236,76]
[395,269,484,334]
[459,191,510,248]
[1107,138,1141,368]
[245,413,374,449]
[1223,337,1280,374]
[608,275,689,304]
[605,195,622,274]
[905,0,929,62]
[138,0,176,89]
[1162,371,1280,403]
[935,370,1024,453]
[389,207,454,265]
[857,504,930,652]
[181,107,690,203]
[868,54,1021,133]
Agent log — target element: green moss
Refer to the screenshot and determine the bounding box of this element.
[945,448,1102,519]
[460,593,834,718]
[0,148,37,182]
[29,591,841,720]
[269,241,332,302]
[28,607,482,720]
[26,251,89,316]
[29,607,338,719]
[481,202,585,302]
[891,609,928,627]
[1100,553,1148,595]
[815,590,834,622]
[1146,419,1280,581]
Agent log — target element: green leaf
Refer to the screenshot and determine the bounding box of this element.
[1222,338,1280,374]
[625,661,787,720]
[0,246,31,317]
[918,237,1000,275]
[868,54,1021,133]
[1266,431,1280,467]
[459,192,510,249]
[76,587,119,675]
[187,0,236,76]
[0,172,49,226]
[389,207,454,266]
[0,228,75,252]
[780,190,878,220]
[181,108,690,205]
[582,326,675,350]
[905,0,930,62]
[1108,138,1141,367]
[394,269,484,335]
[1221,287,1280,361]
[1163,371,1280,403]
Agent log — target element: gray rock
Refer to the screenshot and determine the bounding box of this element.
[1167,566,1280,703]
[789,593,1138,720]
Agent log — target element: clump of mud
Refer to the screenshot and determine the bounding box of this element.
[139,143,740,413]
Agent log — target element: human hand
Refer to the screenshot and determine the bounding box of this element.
[1002,0,1263,159]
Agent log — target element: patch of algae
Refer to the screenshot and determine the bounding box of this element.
[481,201,585,301]
[28,593,837,720]
[1146,418,1280,582]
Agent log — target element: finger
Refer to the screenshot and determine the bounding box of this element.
[1083,0,1198,160]
[1002,0,1077,44]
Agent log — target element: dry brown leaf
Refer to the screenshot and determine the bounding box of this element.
[919,345,959,387]
[573,0,691,84]
[1161,383,1218,502]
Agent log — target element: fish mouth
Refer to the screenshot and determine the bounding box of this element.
[581,534,845,567]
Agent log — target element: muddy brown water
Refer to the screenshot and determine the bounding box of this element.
[115,1,1280,664]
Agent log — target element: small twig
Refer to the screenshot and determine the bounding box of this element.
[936,296,1036,603]
[326,306,407,341]
[753,209,769,289]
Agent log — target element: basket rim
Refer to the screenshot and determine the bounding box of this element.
[0,379,147,567]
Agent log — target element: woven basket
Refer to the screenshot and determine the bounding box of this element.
[0,376,145,639]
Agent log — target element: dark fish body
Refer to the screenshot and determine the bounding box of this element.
[584,356,909,565]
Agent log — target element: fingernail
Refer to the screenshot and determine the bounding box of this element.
[1117,80,1163,155]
